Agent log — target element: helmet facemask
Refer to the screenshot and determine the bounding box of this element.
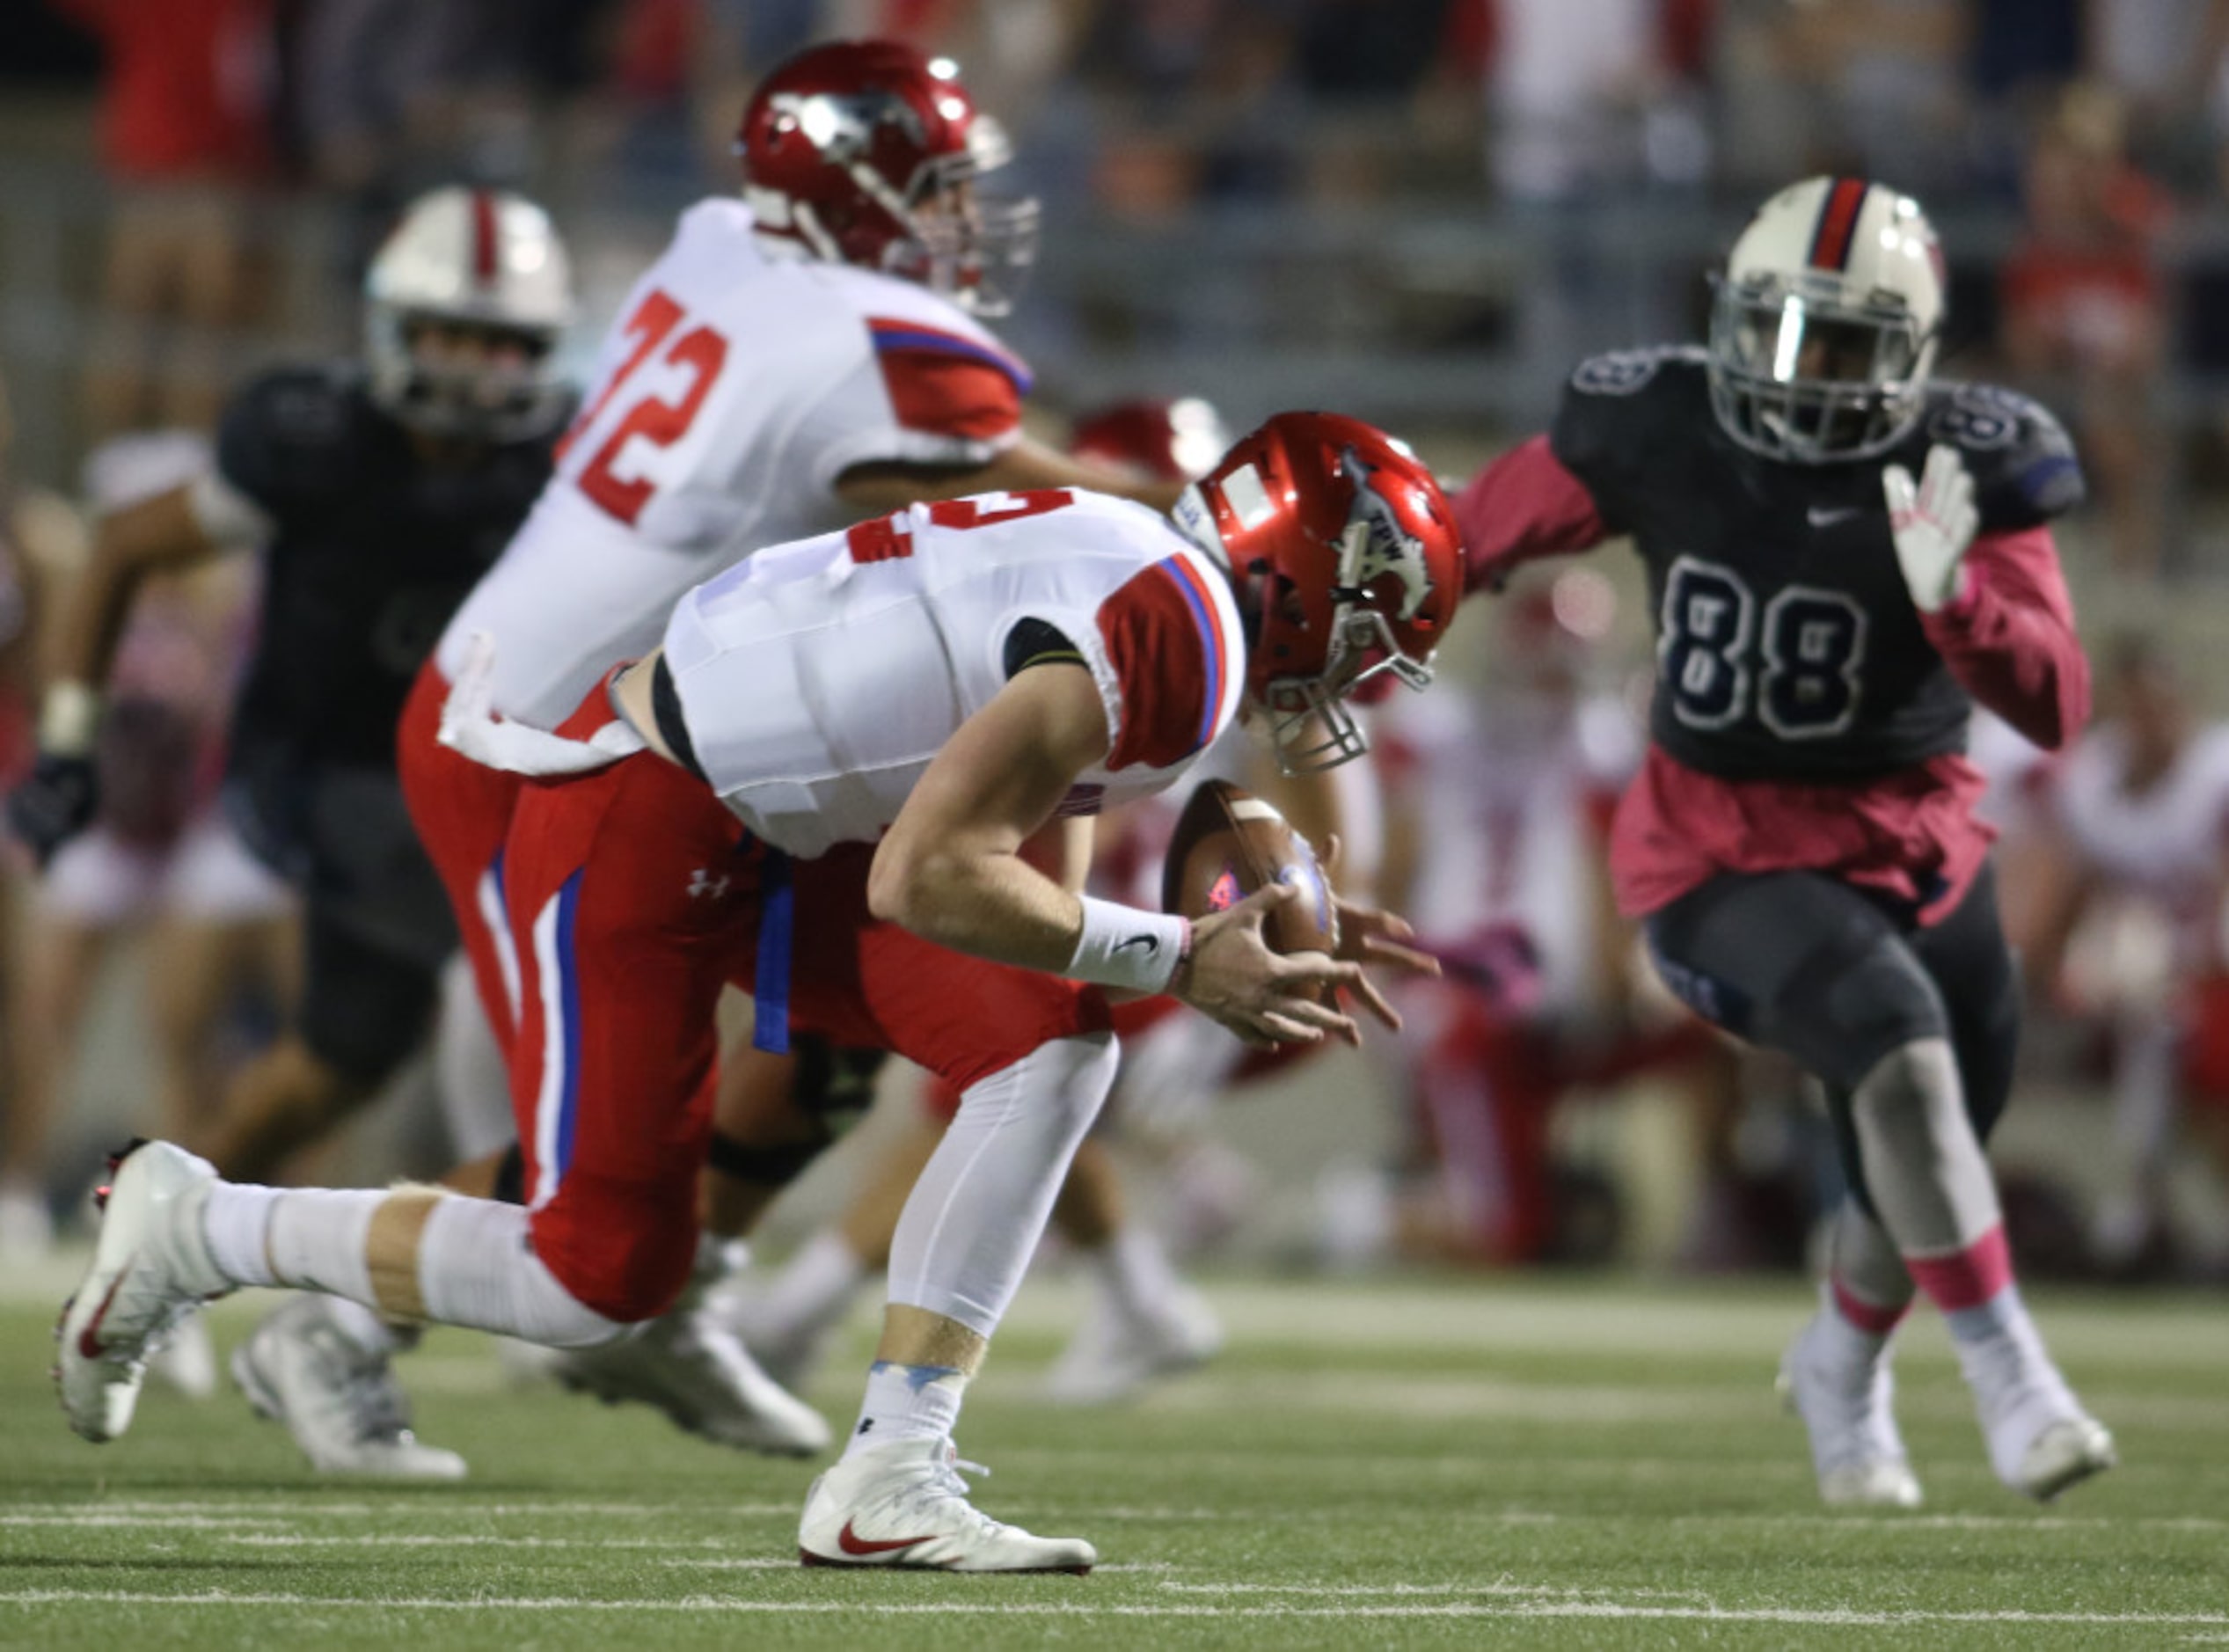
[366,308,567,443]
[882,117,1040,317]
[753,85,1040,316]
[1706,270,1935,463]
[1253,449,1442,775]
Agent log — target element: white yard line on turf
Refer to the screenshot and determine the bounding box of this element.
[11,1501,2228,1534]
[0,1591,2225,1626]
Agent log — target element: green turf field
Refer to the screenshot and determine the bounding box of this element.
[3,1270,2224,1649]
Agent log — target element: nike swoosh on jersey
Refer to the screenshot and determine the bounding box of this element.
[837,1520,941,1557]
[1807,506,1862,527]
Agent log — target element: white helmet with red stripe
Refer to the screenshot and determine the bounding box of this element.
[1706,176,1945,463]
[364,186,576,442]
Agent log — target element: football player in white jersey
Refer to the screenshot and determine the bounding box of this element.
[61,413,1464,1574]
[403,39,1187,1085]
[390,42,1201,1445]
[2022,637,2229,1275]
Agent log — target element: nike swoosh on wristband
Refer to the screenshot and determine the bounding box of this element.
[1111,934,1159,956]
[837,1520,941,1556]
[77,1267,133,1361]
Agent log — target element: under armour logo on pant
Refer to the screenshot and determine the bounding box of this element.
[688,868,731,899]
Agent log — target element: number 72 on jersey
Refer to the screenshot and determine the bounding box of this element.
[559,289,730,526]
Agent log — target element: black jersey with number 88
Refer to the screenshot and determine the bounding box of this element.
[1548,347,2083,784]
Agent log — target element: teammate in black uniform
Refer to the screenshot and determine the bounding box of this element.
[9,186,576,1477]
[1455,177,2113,1506]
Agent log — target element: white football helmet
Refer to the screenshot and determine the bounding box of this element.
[1706,177,1946,464]
[364,186,576,442]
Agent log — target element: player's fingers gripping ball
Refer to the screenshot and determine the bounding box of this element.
[1162,780,1359,1044]
[1882,442,1980,612]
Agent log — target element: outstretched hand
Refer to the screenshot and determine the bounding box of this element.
[1321,833,1440,1032]
[1174,881,1363,1048]
[1882,442,1978,614]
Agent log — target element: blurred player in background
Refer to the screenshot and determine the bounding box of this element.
[2022,635,2229,1279]
[394,40,1207,1454]
[1333,568,1726,1269]
[4,434,291,1292]
[11,186,575,1477]
[1455,176,2113,1507]
[61,413,1459,1574]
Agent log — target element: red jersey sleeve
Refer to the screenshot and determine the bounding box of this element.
[1095,555,1237,772]
[866,318,1028,444]
[1921,525,2091,751]
[1454,435,1611,596]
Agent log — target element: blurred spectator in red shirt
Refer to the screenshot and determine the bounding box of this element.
[2001,83,2172,574]
[57,0,274,438]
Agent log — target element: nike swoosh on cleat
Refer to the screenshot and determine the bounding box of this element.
[837,1520,941,1557]
[77,1267,132,1361]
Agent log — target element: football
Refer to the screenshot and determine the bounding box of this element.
[1161,779,1340,965]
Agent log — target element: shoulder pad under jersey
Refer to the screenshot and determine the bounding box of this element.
[1917,381,2086,529]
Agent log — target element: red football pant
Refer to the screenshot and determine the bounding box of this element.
[501,690,1113,1322]
[398,662,527,1062]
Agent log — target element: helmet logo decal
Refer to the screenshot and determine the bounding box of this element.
[1219,463,1276,530]
[770,89,927,167]
[1337,448,1436,622]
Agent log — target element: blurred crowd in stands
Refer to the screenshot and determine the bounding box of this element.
[1,0,2226,1293]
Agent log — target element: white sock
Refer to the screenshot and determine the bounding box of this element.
[199,1181,624,1350]
[319,1296,406,1358]
[200,1182,284,1288]
[1088,1224,1180,1324]
[756,1229,867,1342]
[886,1034,1118,1337]
[414,1195,626,1349]
[1850,1039,2003,1255]
[844,1361,967,1458]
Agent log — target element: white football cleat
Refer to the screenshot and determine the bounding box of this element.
[713,1284,844,1397]
[1779,1312,1923,1509]
[555,1305,830,1457]
[147,1309,219,1400]
[55,1140,230,1443]
[2009,1414,2117,1502]
[230,1297,466,1480]
[799,1436,1095,1573]
[1043,1283,1223,1406]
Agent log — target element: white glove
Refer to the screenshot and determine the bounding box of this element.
[1881,442,1979,613]
[437,630,645,777]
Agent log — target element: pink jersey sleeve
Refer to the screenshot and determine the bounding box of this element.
[1921,525,2091,752]
[866,318,1029,445]
[1454,435,1611,596]
[1095,555,1236,772]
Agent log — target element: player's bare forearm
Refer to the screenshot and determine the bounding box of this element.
[1920,525,2091,750]
[43,483,219,695]
[866,662,1109,971]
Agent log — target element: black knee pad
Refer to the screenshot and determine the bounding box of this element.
[793,1037,888,1133]
[491,1142,527,1206]
[297,910,440,1085]
[705,1130,824,1189]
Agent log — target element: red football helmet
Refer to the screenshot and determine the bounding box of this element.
[736,40,1038,315]
[1070,397,1231,483]
[1173,412,1464,772]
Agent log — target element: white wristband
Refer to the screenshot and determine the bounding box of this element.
[39,682,101,757]
[1066,895,1190,995]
